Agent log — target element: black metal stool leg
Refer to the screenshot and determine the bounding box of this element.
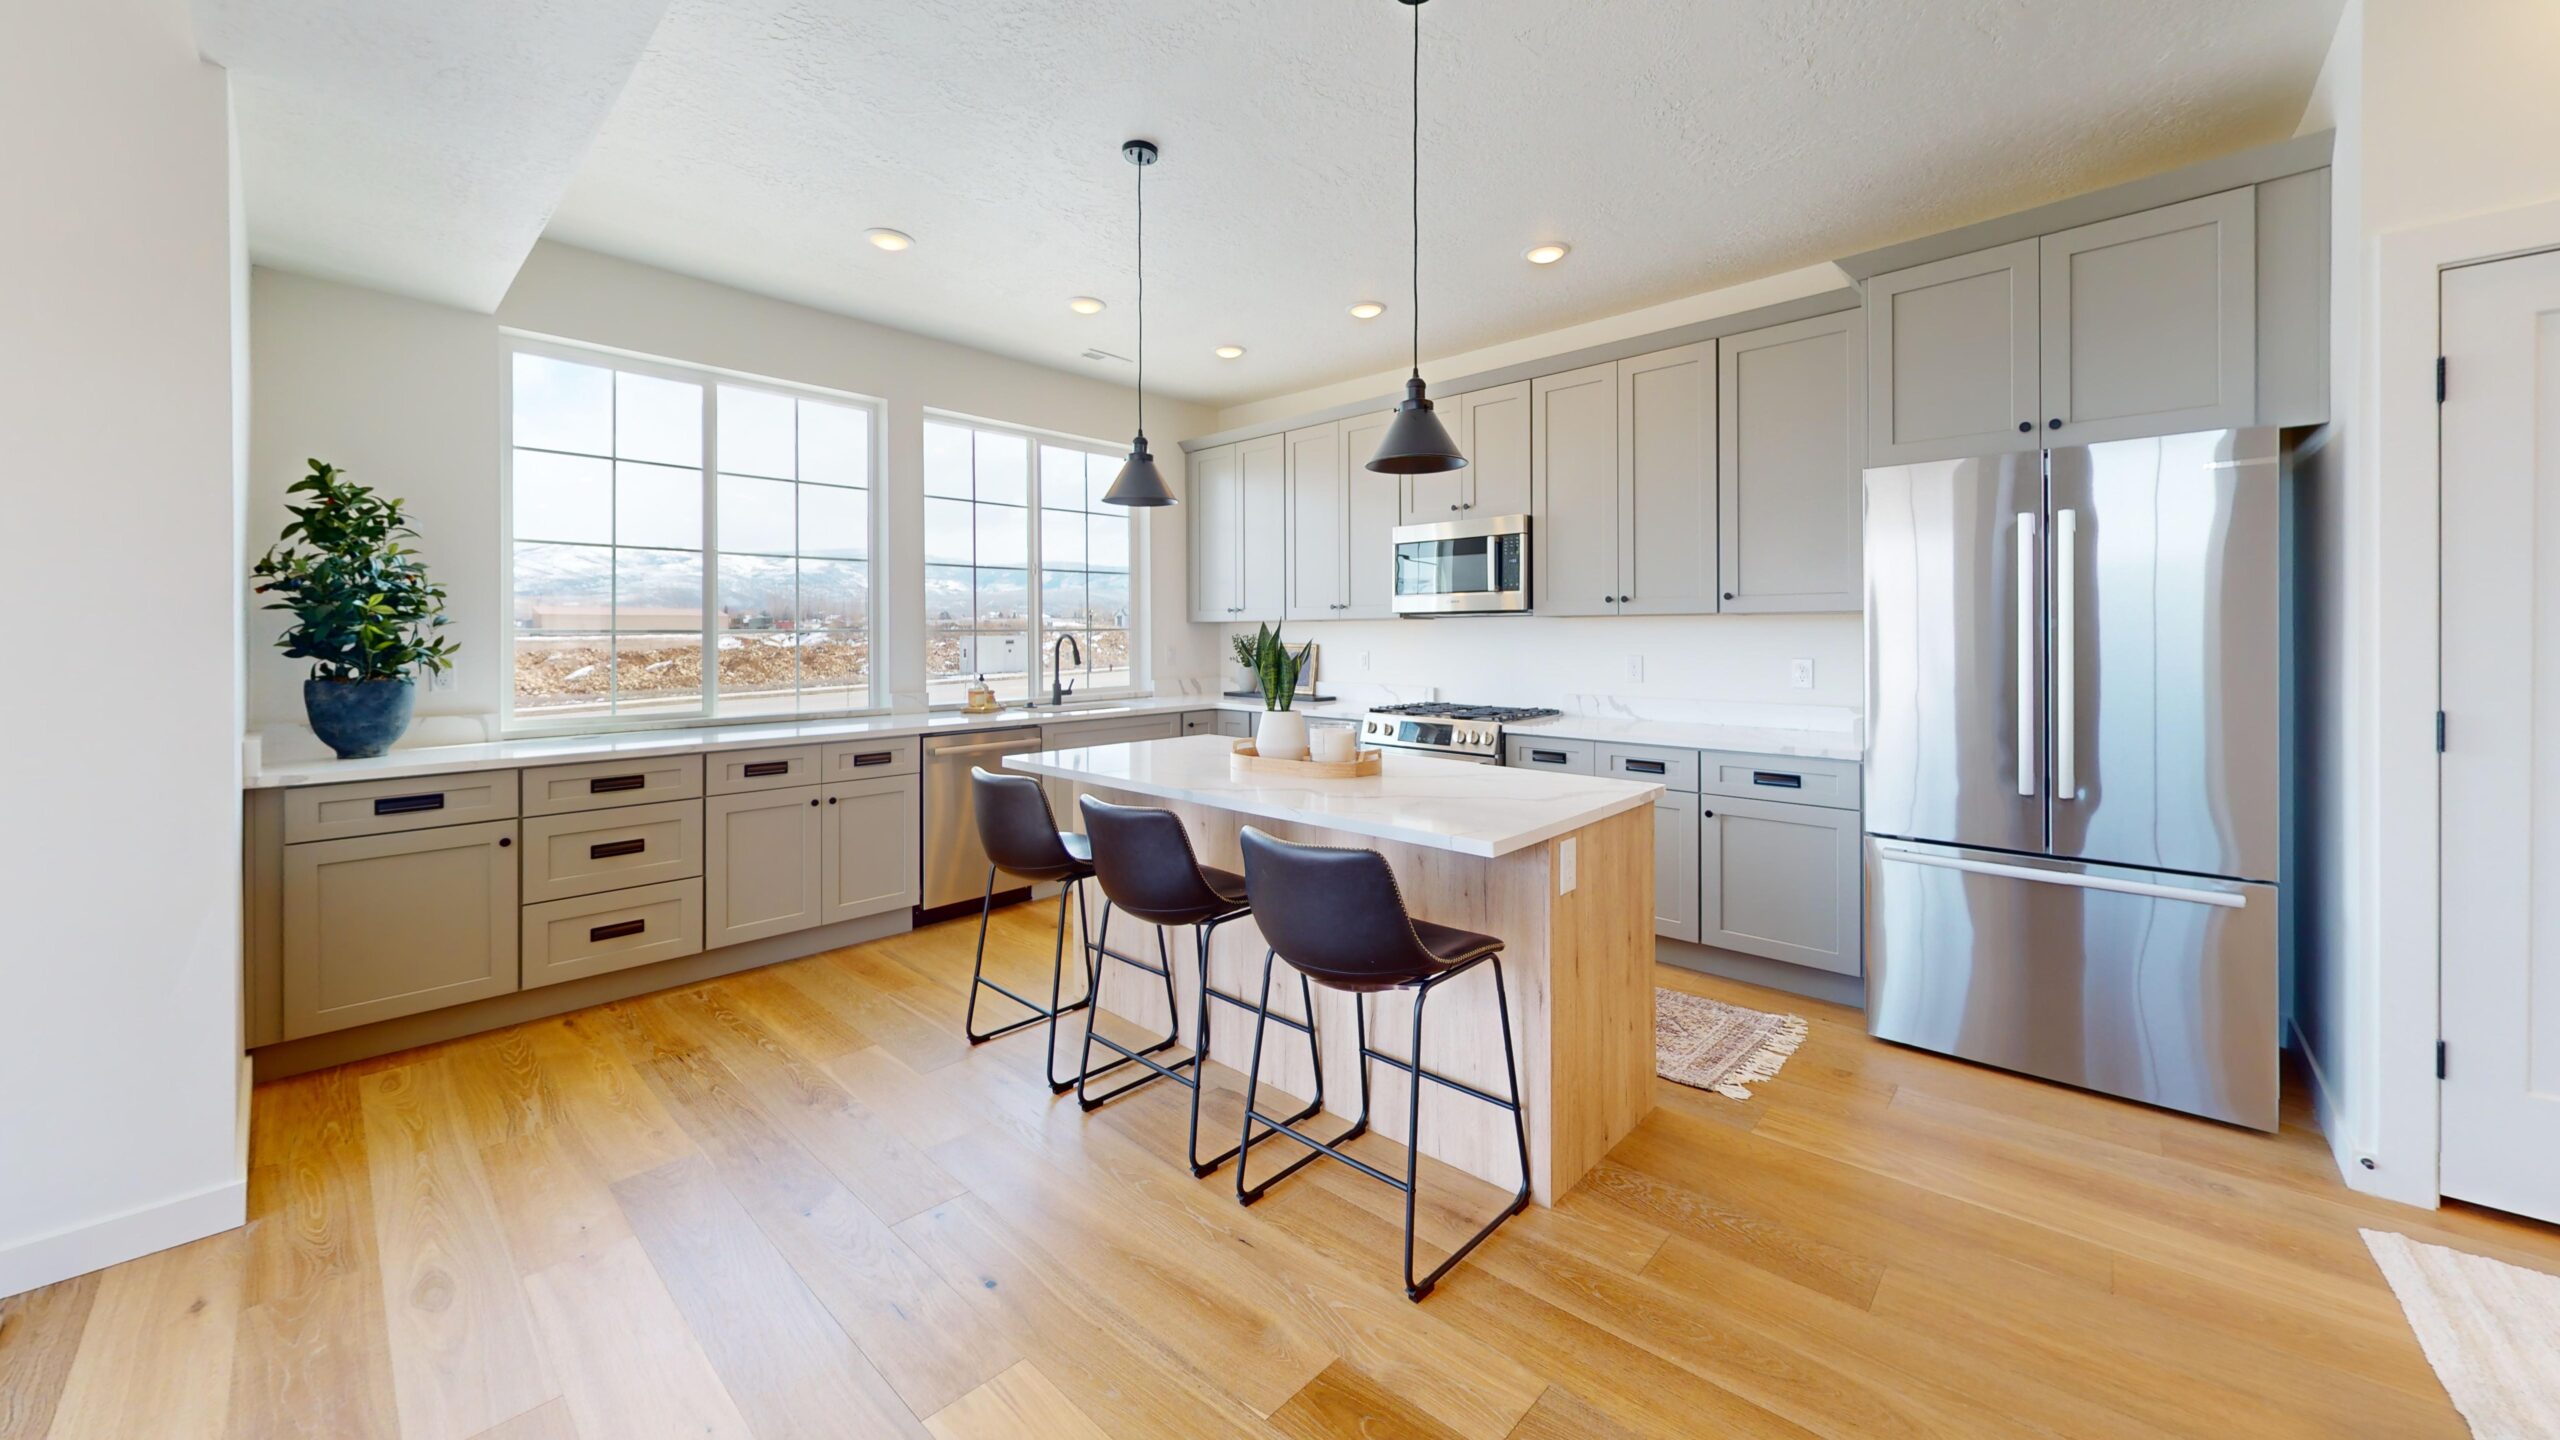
[1076,909,1198,1111]
[1040,878,1097,1092]
[1189,920,1325,1178]
[1237,955,1372,1204]
[1403,956,1533,1302]
[966,863,1097,1054]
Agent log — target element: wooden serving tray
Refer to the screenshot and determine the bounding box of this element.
[1230,741,1383,779]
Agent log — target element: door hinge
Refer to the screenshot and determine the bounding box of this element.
[2436,1040,2448,1080]
[2436,711,2448,753]
[2436,356,2448,404]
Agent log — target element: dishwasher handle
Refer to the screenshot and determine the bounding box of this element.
[928,736,1046,760]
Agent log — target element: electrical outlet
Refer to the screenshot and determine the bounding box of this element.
[1359,650,1372,672]
[1626,654,1645,683]
[1558,838,1578,895]
[430,667,453,692]
[1790,658,1815,690]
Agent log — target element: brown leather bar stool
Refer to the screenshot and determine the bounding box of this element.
[1233,825,1530,1301]
[1074,796,1324,1176]
[965,768,1172,1093]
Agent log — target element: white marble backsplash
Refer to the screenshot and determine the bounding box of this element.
[1561,693,1861,739]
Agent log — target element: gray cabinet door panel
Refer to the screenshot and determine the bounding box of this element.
[1461,382,1535,518]
[282,819,520,1039]
[2039,188,2255,445]
[1866,238,2040,465]
[1720,311,1864,614]
[704,786,823,946]
[822,774,921,923]
[1533,362,1620,616]
[1237,433,1288,621]
[1616,343,1719,617]
[1340,412,1402,618]
[1400,391,1468,522]
[1284,421,1344,620]
[1702,797,1861,975]
[1654,790,1702,943]
[1191,442,1240,620]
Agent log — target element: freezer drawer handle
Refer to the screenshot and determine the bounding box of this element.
[588,918,647,942]
[742,759,793,778]
[372,793,445,816]
[1624,759,1668,776]
[1875,844,2246,909]
[1751,771,1802,789]
[2016,511,2038,798]
[589,774,646,793]
[589,837,647,859]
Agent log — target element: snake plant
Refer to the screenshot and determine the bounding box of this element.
[1237,623,1312,711]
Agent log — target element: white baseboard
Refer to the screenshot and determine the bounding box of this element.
[2288,1015,2435,1207]
[0,1174,248,1301]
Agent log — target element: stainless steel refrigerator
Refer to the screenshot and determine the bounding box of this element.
[1862,427,2281,1130]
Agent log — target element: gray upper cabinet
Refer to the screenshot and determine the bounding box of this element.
[1190,441,1240,622]
[1284,420,1344,622]
[1718,311,1864,613]
[1532,362,1621,617]
[1400,393,1467,521]
[2038,188,2255,446]
[1400,381,1532,522]
[1339,412,1400,618]
[1866,237,2041,465]
[1191,434,1282,622]
[1616,342,1719,617]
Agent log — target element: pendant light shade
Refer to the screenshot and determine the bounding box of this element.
[1103,139,1177,507]
[1367,0,1466,476]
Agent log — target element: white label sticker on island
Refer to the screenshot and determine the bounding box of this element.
[1559,837,1578,894]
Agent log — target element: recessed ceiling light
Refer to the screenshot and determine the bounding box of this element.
[864,228,913,251]
[1523,242,1570,265]
[1348,301,1386,320]
[1068,296,1106,314]
[1215,345,1245,360]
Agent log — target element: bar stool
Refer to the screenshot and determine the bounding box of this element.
[964,768,1161,1093]
[1232,825,1531,1302]
[1074,796,1324,1176]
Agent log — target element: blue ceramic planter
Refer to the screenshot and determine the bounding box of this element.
[304,677,416,759]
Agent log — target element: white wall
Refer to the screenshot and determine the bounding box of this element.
[249,244,1224,732]
[2292,0,2560,1205]
[0,0,248,1294]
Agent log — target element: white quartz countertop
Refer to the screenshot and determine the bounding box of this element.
[1005,733,1661,858]
[1508,713,1862,761]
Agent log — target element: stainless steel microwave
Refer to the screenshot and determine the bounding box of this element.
[1391,513,1532,615]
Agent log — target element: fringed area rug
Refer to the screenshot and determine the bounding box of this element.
[2364,1229,2560,1438]
[1654,989,1807,1098]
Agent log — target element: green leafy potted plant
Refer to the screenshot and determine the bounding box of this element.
[252,460,458,758]
[1234,623,1314,760]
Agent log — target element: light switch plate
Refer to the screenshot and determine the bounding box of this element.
[1558,837,1578,894]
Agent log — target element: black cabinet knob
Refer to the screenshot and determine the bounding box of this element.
[1703,810,1714,819]
[1723,591,1735,600]
[498,836,512,848]
[2018,421,2031,433]
[828,796,838,804]
[809,797,819,807]
[2048,417,2062,430]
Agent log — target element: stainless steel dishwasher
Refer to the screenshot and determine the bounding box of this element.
[921,727,1046,915]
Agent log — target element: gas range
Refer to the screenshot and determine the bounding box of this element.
[1358,702,1565,762]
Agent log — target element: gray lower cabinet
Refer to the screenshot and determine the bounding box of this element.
[522,879,704,989]
[1701,795,1861,975]
[821,774,920,922]
[704,786,825,946]
[1215,710,1253,739]
[281,818,520,1039]
[1182,710,1217,734]
[1654,790,1702,943]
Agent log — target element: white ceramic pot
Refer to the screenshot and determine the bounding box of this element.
[1256,709,1309,762]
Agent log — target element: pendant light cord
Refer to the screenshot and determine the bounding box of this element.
[1409,0,1421,380]
[1135,155,1146,437]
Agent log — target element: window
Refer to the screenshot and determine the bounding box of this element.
[925,418,1135,705]
[507,343,880,726]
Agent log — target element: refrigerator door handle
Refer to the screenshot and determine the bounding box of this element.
[2054,507,2079,801]
[2015,511,2037,797]
[1872,841,2247,909]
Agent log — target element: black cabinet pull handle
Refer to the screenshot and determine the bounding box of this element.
[589,919,646,942]
[1752,771,1804,789]
[851,751,894,767]
[1624,759,1667,775]
[373,793,445,816]
[589,774,646,793]
[1528,749,1567,764]
[743,759,792,777]
[589,837,646,859]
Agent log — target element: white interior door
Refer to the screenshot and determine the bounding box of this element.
[2441,247,2560,1223]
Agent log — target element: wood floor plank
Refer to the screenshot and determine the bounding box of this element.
[610,1153,931,1440]
[719,964,876,1061]
[923,1359,1113,1440]
[463,1397,579,1440]
[0,1273,96,1440]
[632,1045,1015,1417]
[447,1028,552,1149]
[43,1229,245,1440]
[476,1126,633,1275]
[780,950,972,1074]
[519,1236,755,1440]
[1268,1360,1465,1440]
[227,1271,400,1440]
[1499,1385,1642,1440]
[825,1043,994,1152]
[518,1015,696,1182]
[359,1058,560,1440]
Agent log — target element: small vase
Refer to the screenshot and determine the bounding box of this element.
[305,676,417,759]
[1256,709,1309,762]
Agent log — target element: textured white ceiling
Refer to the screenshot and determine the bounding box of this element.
[196,0,670,310]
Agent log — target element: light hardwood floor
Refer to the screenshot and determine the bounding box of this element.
[7,903,2558,1439]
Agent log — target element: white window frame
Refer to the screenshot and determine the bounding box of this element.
[921,408,1146,710]
[500,331,889,735]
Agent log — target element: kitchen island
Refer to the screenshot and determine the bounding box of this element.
[1006,733,1661,1203]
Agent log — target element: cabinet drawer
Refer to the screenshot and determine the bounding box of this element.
[284,770,518,843]
[1599,743,1698,792]
[1700,751,1861,810]
[281,819,519,1038]
[706,746,820,795]
[522,754,702,816]
[1505,736,1595,774]
[521,798,704,903]
[522,879,704,990]
[818,736,919,782]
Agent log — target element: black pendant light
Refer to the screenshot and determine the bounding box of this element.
[1103,138,1176,506]
[1368,0,1467,476]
